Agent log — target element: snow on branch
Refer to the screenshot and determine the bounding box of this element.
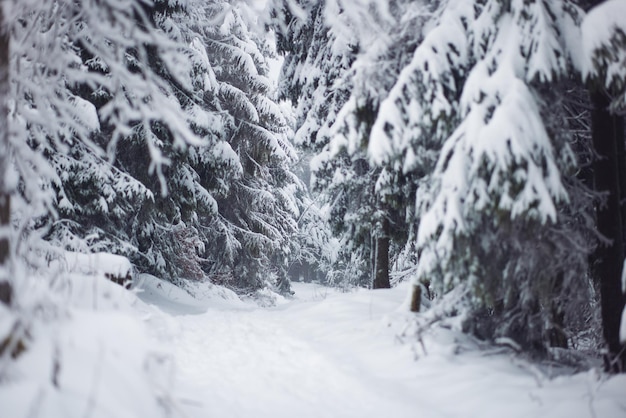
[415,0,578,286]
[368,0,473,171]
[581,0,626,111]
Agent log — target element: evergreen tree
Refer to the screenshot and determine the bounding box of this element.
[270,0,354,152]
[190,0,300,292]
[270,0,368,286]
[327,0,431,288]
[369,0,598,352]
[287,187,336,284]
[28,0,232,284]
[417,0,593,351]
[6,0,299,294]
[6,0,204,281]
[270,0,420,288]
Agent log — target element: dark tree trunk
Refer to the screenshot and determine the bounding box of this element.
[373,217,390,289]
[591,90,626,372]
[616,105,626,250]
[0,5,12,306]
[370,232,376,284]
[0,193,9,306]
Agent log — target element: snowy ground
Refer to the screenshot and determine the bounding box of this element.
[1,274,625,418]
[143,278,626,418]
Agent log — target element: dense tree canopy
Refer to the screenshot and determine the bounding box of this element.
[2,0,302,296]
[0,0,624,373]
[270,0,625,367]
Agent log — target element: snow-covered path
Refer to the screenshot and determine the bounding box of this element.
[140,281,626,418]
[172,306,412,417]
[2,277,624,418]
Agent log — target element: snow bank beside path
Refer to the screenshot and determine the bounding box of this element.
[134,273,249,314]
[49,251,133,286]
[0,272,174,418]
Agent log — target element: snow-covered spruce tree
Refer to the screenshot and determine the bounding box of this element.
[368,0,481,308]
[580,0,626,370]
[527,78,600,351]
[7,0,206,276]
[20,0,228,285]
[0,0,215,365]
[287,189,337,284]
[327,0,433,289]
[270,0,354,153]
[270,0,370,286]
[270,0,421,288]
[370,0,596,351]
[369,0,472,241]
[100,0,244,284]
[188,1,300,293]
[26,0,298,292]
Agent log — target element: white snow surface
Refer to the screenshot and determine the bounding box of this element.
[581,0,626,78]
[50,251,132,279]
[2,276,625,418]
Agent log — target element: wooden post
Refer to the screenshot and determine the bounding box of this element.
[410,284,421,313]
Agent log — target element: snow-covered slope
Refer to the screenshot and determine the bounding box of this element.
[0,273,173,418]
[2,277,625,418]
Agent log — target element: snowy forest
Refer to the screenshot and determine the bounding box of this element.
[1,0,626,417]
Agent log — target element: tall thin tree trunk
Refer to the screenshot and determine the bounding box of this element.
[615,101,626,251]
[591,90,626,371]
[370,232,376,284]
[0,3,12,306]
[373,217,390,289]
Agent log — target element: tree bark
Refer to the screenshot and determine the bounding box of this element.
[0,3,12,306]
[591,90,626,372]
[373,217,390,289]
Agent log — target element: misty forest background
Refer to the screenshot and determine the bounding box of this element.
[0,0,626,375]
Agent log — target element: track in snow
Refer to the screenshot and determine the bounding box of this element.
[166,284,417,418]
[139,282,626,418]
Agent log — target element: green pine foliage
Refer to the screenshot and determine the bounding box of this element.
[270,0,606,354]
[366,0,599,352]
[11,0,300,294]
